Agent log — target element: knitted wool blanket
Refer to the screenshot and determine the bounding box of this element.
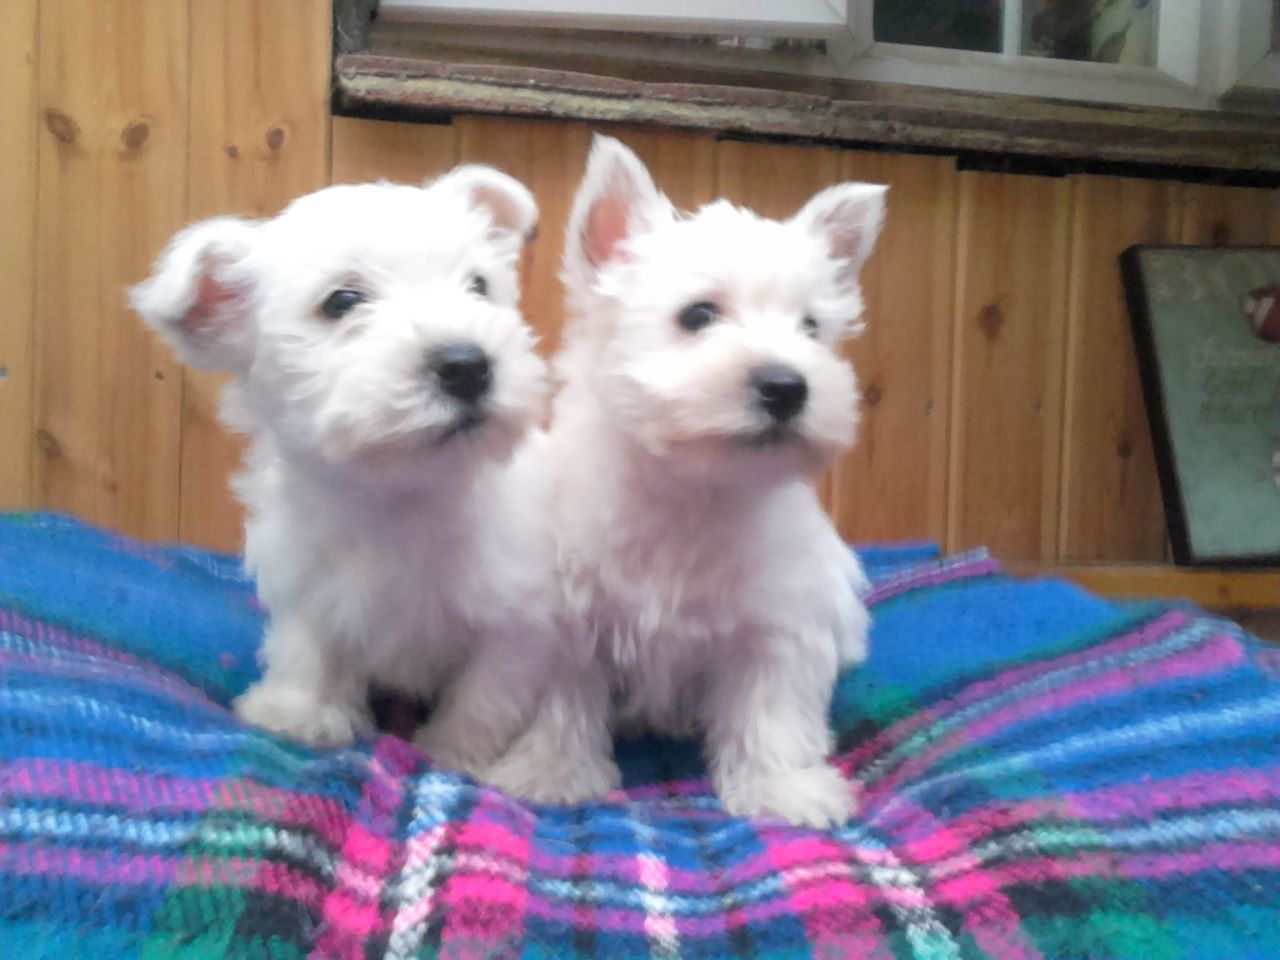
[0,512,1278,960]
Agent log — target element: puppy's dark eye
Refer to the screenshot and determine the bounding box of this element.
[801,315,820,338]
[320,288,366,321]
[468,274,489,298]
[677,301,719,333]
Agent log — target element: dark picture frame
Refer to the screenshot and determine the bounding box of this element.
[1121,245,1280,568]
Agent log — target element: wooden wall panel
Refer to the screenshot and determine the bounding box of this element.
[33,0,187,539]
[608,126,717,212]
[716,139,844,508]
[331,116,459,185]
[457,117,591,351]
[0,1,38,508]
[1059,176,1181,562]
[949,171,1072,561]
[9,4,1280,595]
[1180,183,1280,245]
[835,151,958,545]
[179,0,331,551]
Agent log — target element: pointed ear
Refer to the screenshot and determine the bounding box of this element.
[792,182,888,290]
[563,134,670,291]
[434,164,539,247]
[130,217,260,373]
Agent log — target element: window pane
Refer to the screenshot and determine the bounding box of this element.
[1273,0,1280,53]
[874,0,1002,53]
[1022,0,1156,65]
[876,0,1157,67]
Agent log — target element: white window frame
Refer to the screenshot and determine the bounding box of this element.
[382,0,1280,111]
[381,0,852,39]
[1201,0,1280,96]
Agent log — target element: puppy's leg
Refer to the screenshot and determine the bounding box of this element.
[482,661,620,803]
[413,624,554,779]
[706,636,853,828]
[234,617,370,747]
[835,595,871,671]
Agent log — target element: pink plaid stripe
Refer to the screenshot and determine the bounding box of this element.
[310,736,417,959]
[844,609,1190,774]
[439,796,533,951]
[864,629,1244,798]
[770,834,893,960]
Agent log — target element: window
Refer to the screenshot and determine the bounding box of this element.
[1217,0,1280,96]
[382,0,1280,110]
[380,0,851,38]
[876,0,1159,67]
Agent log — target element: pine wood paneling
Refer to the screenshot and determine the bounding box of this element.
[949,171,1072,561]
[1058,176,1182,562]
[177,0,331,551]
[1180,183,1280,245]
[457,117,591,351]
[0,1,38,508]
[34,0,188,539]
[835,151,958,545]
[608,126,717,213]
[9,8,1280,605]
[331,115,459,185]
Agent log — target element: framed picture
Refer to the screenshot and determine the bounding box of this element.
[1121,245,1280,567]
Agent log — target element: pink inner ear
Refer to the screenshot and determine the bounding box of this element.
[186,269,240,335]
[584,191,633,271]
[470,183,525,239]
[821,206,867,279]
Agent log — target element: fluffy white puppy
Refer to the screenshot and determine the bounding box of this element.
[132,168,560,779]
[488,136,885,828]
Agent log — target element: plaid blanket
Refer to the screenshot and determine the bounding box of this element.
[1,513,1278,960]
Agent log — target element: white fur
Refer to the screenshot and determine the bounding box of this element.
[487,136,884,827]
[131,168,562,779]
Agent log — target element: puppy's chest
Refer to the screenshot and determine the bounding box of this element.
[575,534,752,636]
[309,534,475,674]
[568,528,762,686]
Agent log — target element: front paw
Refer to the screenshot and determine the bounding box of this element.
[483,742,621,805]
[234,683,368,748]
[413,723,493,780]
[717,762,856,829]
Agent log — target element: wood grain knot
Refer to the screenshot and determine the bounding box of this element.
[44,108,80,145]
[154,370,166,381]
[225,144,240,159]
[1115,435,1134,460]
[863,383,885,407]
[36,429,63,459]
[121,120,150,151]
[977,303,1005,342]
[1210,221,1230,246]
[265,126,286,151]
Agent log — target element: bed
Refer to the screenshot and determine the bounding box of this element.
[0,511,1277,959]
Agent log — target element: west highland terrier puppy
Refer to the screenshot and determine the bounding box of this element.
[487,136,885,828]
[132,168,560,778]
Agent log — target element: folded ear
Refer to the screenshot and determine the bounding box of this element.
[792,182,888,292]
[434,164,539,248]
[129,217,260,373]
[563,134,671,292]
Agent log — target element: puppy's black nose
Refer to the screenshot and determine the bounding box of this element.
[428,344,492,404]
[751,364,808,421]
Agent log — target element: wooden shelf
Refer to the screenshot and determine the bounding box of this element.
[1014,564,1280,610]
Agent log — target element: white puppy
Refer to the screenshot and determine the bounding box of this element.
[488,136,884,828]
[132,169,560,779]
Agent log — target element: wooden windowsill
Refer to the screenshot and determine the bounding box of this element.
[333,29,1280,178]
